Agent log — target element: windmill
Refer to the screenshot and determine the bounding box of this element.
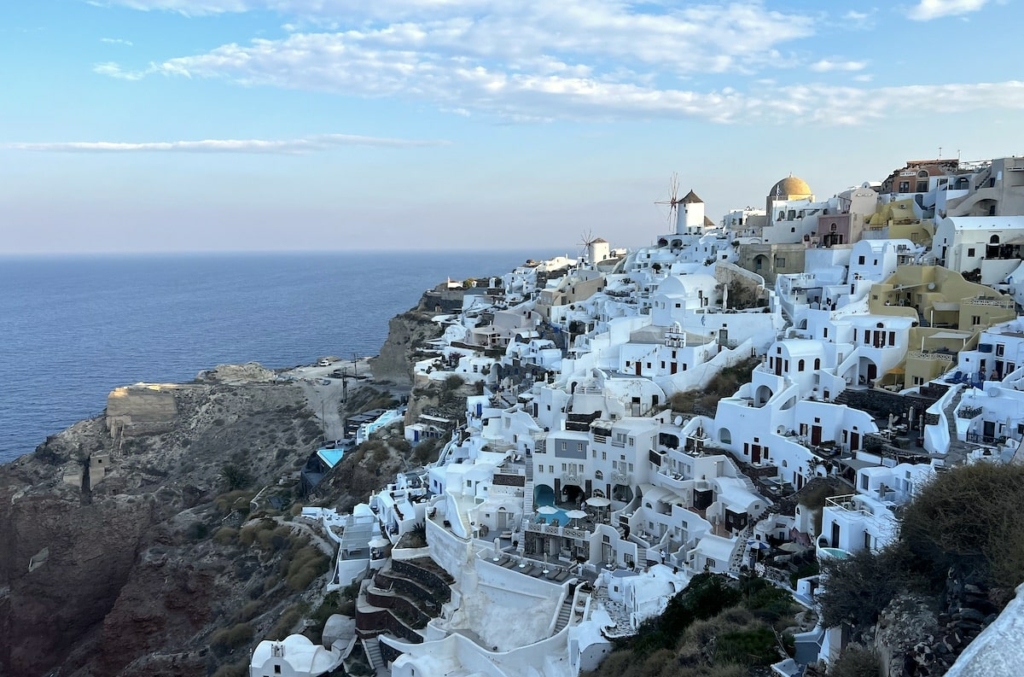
[655,172,682,230]
[578,229,599,262]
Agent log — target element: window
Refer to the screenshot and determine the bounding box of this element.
[858,255,865,265]
[560,441,567,451]
[913,376,923,385]
[775,257,786,267]
[602,451,607,460]
[972,315,981,326]
[968,247,976,257]
[595,470,603,480]
[561,463,567,471]
[628,437,635,446]
[549,465,554,473]
[814,358,821,370]
[997,344,1006,356]
[275,666,282,675]
[628,463,634,472]
[864,532,872,550]
[707,558,717,568]
[798,359,805,371]
[577,442,584,451]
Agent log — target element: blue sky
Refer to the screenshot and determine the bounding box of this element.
[1,0,1022,254]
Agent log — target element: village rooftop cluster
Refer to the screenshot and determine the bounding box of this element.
[251,156,1024,677]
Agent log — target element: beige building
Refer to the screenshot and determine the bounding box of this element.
[737,243,806,284]
[945,157,1024,218]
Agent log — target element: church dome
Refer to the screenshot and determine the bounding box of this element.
[768,175,812,199]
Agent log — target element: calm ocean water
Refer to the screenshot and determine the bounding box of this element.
[0,250,558,464]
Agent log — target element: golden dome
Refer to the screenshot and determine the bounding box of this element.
[768,175,812,199]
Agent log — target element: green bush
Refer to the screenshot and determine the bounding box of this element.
[715,626,778,666]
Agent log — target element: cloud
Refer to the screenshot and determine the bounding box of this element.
[809,59,867,72]
[93,61,145,80]
[907,0,990,20]
[89,0,1024,126]
[100,37,133,45]
[3,133,449,153]
[95,1,816,75]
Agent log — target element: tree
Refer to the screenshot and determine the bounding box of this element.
[221,463,253,491]
[817,549,904,630]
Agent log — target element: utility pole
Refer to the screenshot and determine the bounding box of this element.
[352,352,358,377]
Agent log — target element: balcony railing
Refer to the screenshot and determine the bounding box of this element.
[611,471,631,485]
[562,472,583,485]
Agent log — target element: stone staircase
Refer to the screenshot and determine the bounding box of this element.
[636,546,648,569]
[362,637,384,673]
[943,388,972,465]
[553,596,574,632]
[524,453,535,513]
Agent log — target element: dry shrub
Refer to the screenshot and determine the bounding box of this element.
[211,659,248,677]
[829,645,881,677]
[215,490,256,514]
[210,622,253,652]
[213,527,238,545]
[900,462,1024,588]
[285,546,329,590]
[267,606,302,640]
[236,600,262,622]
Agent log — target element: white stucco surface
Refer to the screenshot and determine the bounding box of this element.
[945,583,1024,677]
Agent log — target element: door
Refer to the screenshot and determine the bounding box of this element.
[850,432,860,451]
[670,362,678,375]
[983,420,996,442]
[635,361,642,376]
[751,445,761,464]
[831,522,840,549]
[811,426,822,446]
[775,358,783,376]
[867,363,878,382]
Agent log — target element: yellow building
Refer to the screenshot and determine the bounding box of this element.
[869,266,1016,387]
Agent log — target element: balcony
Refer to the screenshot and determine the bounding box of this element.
[562,472,583,485]
[611,470,632,485]
[825,495,871,516]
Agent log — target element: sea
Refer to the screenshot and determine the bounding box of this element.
[0,250,563,464]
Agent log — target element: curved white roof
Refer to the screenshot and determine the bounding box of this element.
[251,635,341,677]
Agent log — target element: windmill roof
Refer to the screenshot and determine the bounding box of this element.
[682,190,703,204]
[704,216,715,226]
[592,238,608,243]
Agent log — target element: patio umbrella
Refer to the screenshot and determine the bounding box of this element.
[779,542,807,553]
[537,505,559,515]
[586,497,611,507]
[747,539,770,551]
[566,509,588,527]
[368,537,390,549]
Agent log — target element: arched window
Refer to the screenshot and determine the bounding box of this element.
[814,358,821,370]
[990,235,1000,244]
[594,470,603,480]
[798,359,805,372]
[830,223,837,232]
[719,428,732,444]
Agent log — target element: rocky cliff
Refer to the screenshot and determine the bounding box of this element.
[0,375,327,677]
[369,290,449,385]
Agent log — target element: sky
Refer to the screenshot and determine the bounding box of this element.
[1,0,1023,254]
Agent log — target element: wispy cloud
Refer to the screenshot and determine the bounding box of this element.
[94,61,145,80]
[907,0,991,21]
[809,58,867,73]
[100,37,133,45]
[3,133,449,153]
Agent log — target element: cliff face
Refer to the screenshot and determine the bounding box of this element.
[370,308,443,385]
[0,377,325,677]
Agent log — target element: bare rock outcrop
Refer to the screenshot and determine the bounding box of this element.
[0,372,327,677]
